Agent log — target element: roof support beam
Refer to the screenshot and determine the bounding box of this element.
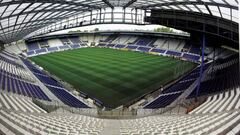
[0,5,9,17]
[221,0,230,5]
[139,1,238,10]
[0,8,91,21]
[123,0,137,9]
[102,0,114,9]
[205,5,212,15]
[11,3,34,39]
[0,0,101,10]
[193,4,203,13]
[217,6,223,18]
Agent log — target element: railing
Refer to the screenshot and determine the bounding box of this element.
[32,99,98,117]
[32,96,192,119]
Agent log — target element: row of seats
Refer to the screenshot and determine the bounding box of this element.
[133,37,156,47]
[47,86,89,108]
[182,53,200,62]
[0,69,50,101]
[190,88,240,114]
[137,46,152,52]
[155,39,185,52]
[60,37,88,46]
[0,92,46,113]
[26,44,86,56]
[0,110,103,135]
[144,65,206,109]
[182,43,201,55]
[1,108,239,135]
[100,35,118,43]
[120,110,240,135]
[27,37,86,52]
[98,43,200,62]
[0,60,35,82]
[1,51,19,60]
[104,35,185,51]
[0,51,52,102]
[22,59,89,108]
[26,42,40,51]
[208,56,238,73]
[166,50,182,57]
[38,40,48,46]
[0,55,24,69]
[22,59,63,87]
[68,37,84,44]
[35,74,62,88]
[188,62,239,98]
[144,92,182,109]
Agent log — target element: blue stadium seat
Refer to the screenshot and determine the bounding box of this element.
[47,86,89,108]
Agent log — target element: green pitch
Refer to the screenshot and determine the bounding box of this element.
[30,47,196,108]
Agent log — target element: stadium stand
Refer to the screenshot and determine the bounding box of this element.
[115,44,126,49]
[120,110,240,135]
[0,59,34,82]
[0,55,24,69]
[166,50,182,57]
[93,34,202,62]
[145,78,191,108]
[135,37,156,46]
[137,46,151,52]
[35,48,47,54]
[151,48,166,54]
[0,0,238,133]
[47,86,89,108]
[188,55,239,98]
[68,37,82,44]
[0,39,238,135]
[59,37,71,45]
[189,88,240,114]
[47,47,59,52]
[26,42,40,51]
[25,36,88,57]
[59,45,70,50]
[98,43,107,47]
[125,45,138,49]
[22,58,89,108]
[101,35,118,43]
[26,51,35,56]
[70,44,81,49]
[144,63,211,109]
[25,34,202,63]
[0,71,50,100]
[182,53,200,62]
[0,51,50,101]
[106,43,115,47]
[38,40,48,47]
[0,92,46,113]
[0,110,104,135]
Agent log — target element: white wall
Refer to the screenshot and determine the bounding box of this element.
[48,39,63,47]
[17,41,27,51]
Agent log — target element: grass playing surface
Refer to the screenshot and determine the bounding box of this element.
[30,47,196,108]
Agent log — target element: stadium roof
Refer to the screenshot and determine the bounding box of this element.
[0,0,238,43]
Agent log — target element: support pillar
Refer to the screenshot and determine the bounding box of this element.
[195,34,206,99]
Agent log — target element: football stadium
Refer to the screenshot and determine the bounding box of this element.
[0,0,239,135]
